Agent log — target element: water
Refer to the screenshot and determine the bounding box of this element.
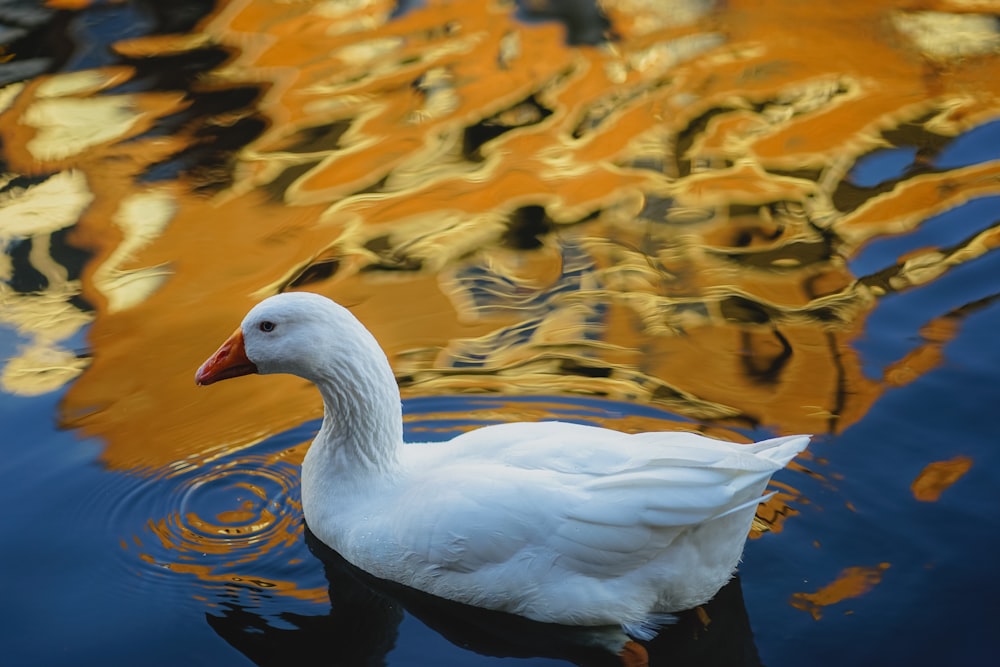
[2,1,1000,665]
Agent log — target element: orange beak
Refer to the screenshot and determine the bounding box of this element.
[195,328,258,386]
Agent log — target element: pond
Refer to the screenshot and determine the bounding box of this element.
[1,1,999,665]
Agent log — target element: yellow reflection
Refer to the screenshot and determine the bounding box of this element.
[0,171,94,395]
[91,189,176,313]
[24,79,185,162]
[1,342,88,396]
[892,10,1000,61]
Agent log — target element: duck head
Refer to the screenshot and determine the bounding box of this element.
[195,292,379,386]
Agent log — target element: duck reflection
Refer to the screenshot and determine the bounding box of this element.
[206,527,762,667]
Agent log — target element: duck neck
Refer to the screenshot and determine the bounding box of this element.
[310,353,403,477]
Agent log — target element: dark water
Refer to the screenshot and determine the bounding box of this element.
[2,1,1000,665]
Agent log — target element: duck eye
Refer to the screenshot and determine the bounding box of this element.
[259,321,276,333]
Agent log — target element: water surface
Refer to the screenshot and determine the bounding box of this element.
[1,1,999,665]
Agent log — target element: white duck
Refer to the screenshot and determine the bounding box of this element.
[195,292,808,638]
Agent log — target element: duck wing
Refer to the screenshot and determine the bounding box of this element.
[396,423,807,579]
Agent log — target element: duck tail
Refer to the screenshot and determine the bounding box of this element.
[747,435,811,467]
[622,613,678,641]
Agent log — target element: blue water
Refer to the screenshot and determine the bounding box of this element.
[847,146,918,188]
[747,300,1000,665]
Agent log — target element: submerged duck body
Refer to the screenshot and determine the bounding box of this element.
[196,292,809,635]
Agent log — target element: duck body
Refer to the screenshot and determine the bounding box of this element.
[196,292,809,634]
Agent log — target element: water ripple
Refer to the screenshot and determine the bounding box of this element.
[106,425,328,609]
[150,457,299,558]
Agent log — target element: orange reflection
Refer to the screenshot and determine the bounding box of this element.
[146,559,328,605]
[0,0,988,470]
[911,456,973,502]
[749,481,804,539]
[790,563,891,620]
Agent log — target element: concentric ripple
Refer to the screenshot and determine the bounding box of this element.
[150,457,300,560]
[106,422,328,609]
